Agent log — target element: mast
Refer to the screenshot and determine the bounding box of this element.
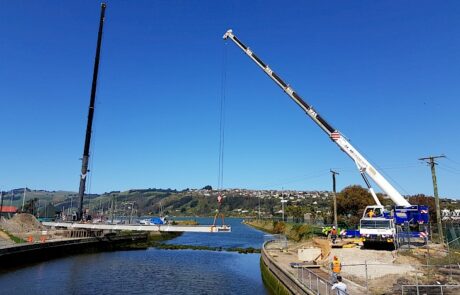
[223,29,411,207]
[77,3,107,220]
[0,190,3,214]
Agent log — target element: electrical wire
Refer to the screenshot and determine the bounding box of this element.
[438,166,460,175]
[355,148,412,195]
[445,156,460,167]
[258,169,331,189]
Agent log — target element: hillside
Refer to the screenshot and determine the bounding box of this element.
[2,187,459,224]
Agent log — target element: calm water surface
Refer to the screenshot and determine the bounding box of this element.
[0,218,270,295]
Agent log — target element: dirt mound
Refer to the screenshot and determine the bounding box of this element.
[0,213,43,234]
[313,237,331,261]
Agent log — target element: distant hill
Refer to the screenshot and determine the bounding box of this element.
[2,187,459,222]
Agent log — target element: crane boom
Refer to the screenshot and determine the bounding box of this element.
[223,29,411,207]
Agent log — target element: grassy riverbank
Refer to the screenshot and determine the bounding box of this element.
[121,231,260,253]
[152,242,260,254]
[260,257,290,295]
[0,229,25,244]
[245,219,323,242]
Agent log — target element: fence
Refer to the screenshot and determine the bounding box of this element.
[401,284,460,295]
[339,262,460,295]
[264,234,288,250]
[445,221,460,249]
[395,223,431,250]
[296,266,349,295]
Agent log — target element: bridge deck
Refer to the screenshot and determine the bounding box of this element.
[42,222,231,233]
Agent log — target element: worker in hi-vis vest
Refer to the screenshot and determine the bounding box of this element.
[331,256,342,283]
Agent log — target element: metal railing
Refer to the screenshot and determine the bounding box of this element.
[401,284,460,295]
[295,266,349,295]
[338,262,460,294]
[264,234,288,250]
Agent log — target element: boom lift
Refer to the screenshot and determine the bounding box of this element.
[223,30,429,247]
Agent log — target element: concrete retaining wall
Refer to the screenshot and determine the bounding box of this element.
[0,233,147,268]
[261,241,314,295]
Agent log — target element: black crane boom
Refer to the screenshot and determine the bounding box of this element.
[77,3,106,221]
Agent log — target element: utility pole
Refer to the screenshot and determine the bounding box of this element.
[110,195,115,224]
[330,170,339,229]
[258,192,261,220]
[0,189,3,214]
[281,193,287,222]
[22,187,26,212]
[419,155,445,244]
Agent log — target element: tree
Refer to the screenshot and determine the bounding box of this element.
[23,198,38,215]
[335,185,374,226]
[285,205,304,218]
[285,205,306,222]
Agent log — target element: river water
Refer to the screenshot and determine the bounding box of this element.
[0,218,270,295]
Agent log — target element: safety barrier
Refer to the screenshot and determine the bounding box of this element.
[262,239,313,294]
[296,267,344,295]
[401,284,460,295]
[262,239,351,295]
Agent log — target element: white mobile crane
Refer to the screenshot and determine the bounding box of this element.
[223,30,429,247]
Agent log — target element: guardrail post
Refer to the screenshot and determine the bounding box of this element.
[301,267,304,284]
[365,260,369,294]
[309,271,312,289]
[440,285,443,295]
[316,276,319,294]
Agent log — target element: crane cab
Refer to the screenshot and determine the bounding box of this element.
[362,205,387,219]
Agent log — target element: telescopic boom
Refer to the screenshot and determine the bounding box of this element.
[223,29,410,207]
[77,3,107,220]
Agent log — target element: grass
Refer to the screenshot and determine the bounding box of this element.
[151,242,261,254]
[246,219,323,242]
[0,229,25,244]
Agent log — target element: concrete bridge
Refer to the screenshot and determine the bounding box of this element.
[42,222,231,233]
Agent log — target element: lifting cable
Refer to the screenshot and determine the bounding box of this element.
[213,41,228,227]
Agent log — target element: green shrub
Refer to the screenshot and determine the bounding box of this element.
[273,221,286,234]
[291,224,313,241]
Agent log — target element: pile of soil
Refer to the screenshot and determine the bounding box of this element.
[0,213,43,234]
[313,237,332,261]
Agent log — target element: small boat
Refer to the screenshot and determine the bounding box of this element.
[140,217,165,225]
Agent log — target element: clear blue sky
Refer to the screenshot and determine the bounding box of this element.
[1,1,459,198]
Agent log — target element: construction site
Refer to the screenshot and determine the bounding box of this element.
[257,230,460,295]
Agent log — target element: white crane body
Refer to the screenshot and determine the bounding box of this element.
[223,29,410,208]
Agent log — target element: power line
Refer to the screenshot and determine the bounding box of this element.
[258,170,330,189]
[445,156,460,167]
[438,166,460,175]
[440,162,460,173]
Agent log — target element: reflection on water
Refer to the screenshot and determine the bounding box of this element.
[0,218,269,295]
[167,217,265,249]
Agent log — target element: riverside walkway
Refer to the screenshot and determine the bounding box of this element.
[262,239,363,295]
